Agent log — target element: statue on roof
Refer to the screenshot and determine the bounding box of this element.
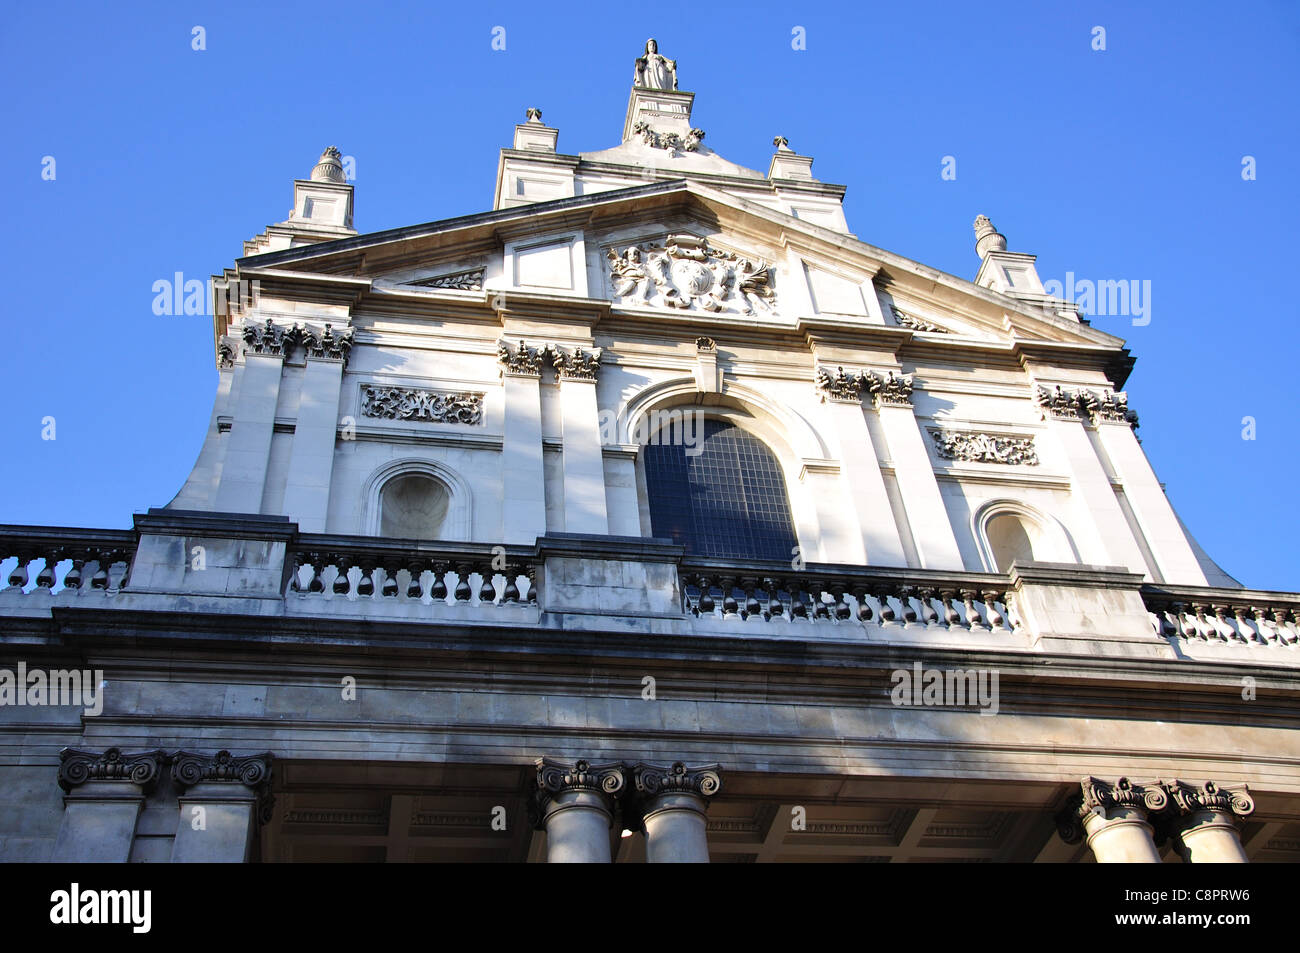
[634,39,677,90]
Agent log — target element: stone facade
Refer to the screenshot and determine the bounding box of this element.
[0,40,1297,863]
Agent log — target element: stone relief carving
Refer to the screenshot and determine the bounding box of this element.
[547,343,602,381]
[217,336,238,368]
[633,38,677,90]
[891,306,946,333]
[816,365,863,403]
[631,761,722,799]
[360,385,484,425]
[631,120,705,152]
[410,268,485,292]
[695,336,716,351]
[928,428,1040,466]
[606,234,776,315]
[57,747,168,793]
[865,370,914,408]
[496,339,545,377]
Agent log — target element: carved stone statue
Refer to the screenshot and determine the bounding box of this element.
[634,39,677,90]
[606,246,647,299]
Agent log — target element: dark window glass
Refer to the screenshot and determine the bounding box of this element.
[643,419,798,560]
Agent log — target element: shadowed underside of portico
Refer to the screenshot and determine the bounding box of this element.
[262,760,1300,863]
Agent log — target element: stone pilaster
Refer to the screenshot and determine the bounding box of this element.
[531,758,625,863]
[169,750,274,863]
[498,339,547,544]
[1057,776,1166,863]
[52,747,168,863]
[547,344,609,535]
[630,761,721,863]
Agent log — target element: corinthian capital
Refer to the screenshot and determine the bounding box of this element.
[57,747,168,794]
[547,343,603,381]
[1034,384,1084,420]
[496,338,544,377]
[815,365,863,403]
[865,370,914,408]
[1081,388,1139,429]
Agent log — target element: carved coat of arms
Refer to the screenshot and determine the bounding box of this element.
[606,234,776,315]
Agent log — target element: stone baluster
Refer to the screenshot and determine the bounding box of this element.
[982,590,1007,633]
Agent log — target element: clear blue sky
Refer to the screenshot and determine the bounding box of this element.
[1,1,1296,589]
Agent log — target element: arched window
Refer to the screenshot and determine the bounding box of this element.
[642,418,798,560]
[379,474,450,539]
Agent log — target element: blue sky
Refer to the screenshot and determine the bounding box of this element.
[1,1,1296,588]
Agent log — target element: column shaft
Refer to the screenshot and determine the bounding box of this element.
[502,373,547,543]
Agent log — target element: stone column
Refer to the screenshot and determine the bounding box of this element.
[1084,392,1209,585]
[282,350,346,532]
[815,368,906,566]
[498,340,547,544]
[1164,780,1254,863]
[1057,776,1166,863]
[631,761,722,864]
[867,372,964,570]
[532,758,625,863]
[169,750,273,863]
[548,344,609,535]
[51,748,168,862]
[1034,385,1151,574]
[215,332,286,513]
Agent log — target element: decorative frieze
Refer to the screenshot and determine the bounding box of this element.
[865,370,914,408]
[928,428,1040,466]
[605,234,776,315]
[496,338,545,377]
[547,343,602,381]
[240,318,354,367]
[410,268,485,292]
[630,761,722,799]
[359,384,484,425]
[57,747,168,793]
[816,365,863,403]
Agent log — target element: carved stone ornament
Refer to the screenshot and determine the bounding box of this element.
[1163,779,1254,821]
[410,268,485,292]
[633,38,677,91]
[631,120,705,152]
[891,306,946,333]
[531,758,626,828]
[865,370,914,408]
[695,336,716,352]
[606,234,776,315]
[816,365,863,403]
[241,318,354,367]
[547,343,602,381]
[928,428,1040,466]
[58,747,168,794]
[496,338,545,377]
[360,385,484,425]
[217,336,238,368]
[1081,388,1140,430]
[172,750,273,790]
[631,761,722,799]
[1057,776,1169,844]
[1035,384,1084,420]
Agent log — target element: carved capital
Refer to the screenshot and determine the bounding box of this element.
[1057,776,1168,843]
[301,322,354,364]
[1081,388,1139,430]
[631,761,722,800]
[546,343,602,382]
[242,317,299,357]
[815,365,863,403]
[1162,779,1254,822]
[496,338,544,377]
[57,747,168,794]
[217,336,238,369]
[531,758,625,828]
[172,750,274,823]
[865,370,914,408]
[1035,384,1084,420]
[241,318,354,368]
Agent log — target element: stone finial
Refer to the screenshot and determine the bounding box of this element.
[773,135,791,151]
[525,107,543,123]
[973,214,1007,259]
[310,145,347,183]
